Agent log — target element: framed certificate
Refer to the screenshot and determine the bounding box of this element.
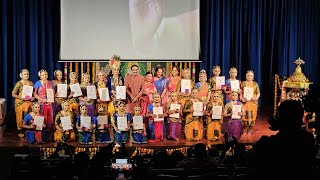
[57,84,67,98]
[116,86,126,100]
[193,102,203,116]
[97,116,108,129]
[231,105,242,119]
[98,88,110,101]
[70,83,83,97]
[80,116,91,129]
[153,107,164,122]
[132,116,144,130]
[169,104,180,119]
[60,116,73,130]
[211,106,222,119]
[117,117,128,131]
[33,116,44,130]
[181,79,191,93]
[86,86,97,99]
[216,76,225,89]
[46,89,54,103]
[244,87,253,100]
[230,80,240,92]
[22,85,33,99]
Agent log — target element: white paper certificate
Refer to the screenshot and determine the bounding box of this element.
[231,105,242,119]
[117,117,128,131]
[46,89,54,103]
[133,116,144,130]
[244,87,253,100]
[230,80,240,91]
[60,116,73,130]
[153,107,164,122]
[211,106,223,119]
[33,116,44,130]
[193,102,203,116]
[98,88,110,101]
[116,86,126,99]
[80,116,91,129]
[216,76,225,89]
[70,83,83,97]
[97,116,108,129]
[169,104,181,119]
[86,86,97,100]
[181,79,191,93]
[22,85,33,99]
[57,84,67,98]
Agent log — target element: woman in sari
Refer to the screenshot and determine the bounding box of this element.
[183,89,204,141]
[107,55,124,111]
[205,92,224,141]
[67,72,80,115]
[142,71,157,115]
[209,65,224,103]
[167,66,181,94]
[240,70,260,134]
[224,67,241,103]
[53,70,65,115]
[176,68,195,108]
[224,91,244,140]
[195,69,211,104]
[22,102,46,144]
[79,73,96,117]
[153,66,168,106]
[95,70,115,116]
[12,69,34,137]
[34,69,55,140]
[146,93,165,142]
[54,100,76,142]
[76,104,94,144]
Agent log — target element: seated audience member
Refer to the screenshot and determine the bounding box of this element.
[182,143,217,171]
[248,100,316,179]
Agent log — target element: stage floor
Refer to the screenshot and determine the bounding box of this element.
[0,106,277,149]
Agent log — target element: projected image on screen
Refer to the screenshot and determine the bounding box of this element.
[60,0,199,61]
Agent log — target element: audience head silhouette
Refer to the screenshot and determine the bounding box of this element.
[270,100,304,131]
[194,143,207,159]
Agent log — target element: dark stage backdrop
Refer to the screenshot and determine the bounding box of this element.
[1,0,320,110]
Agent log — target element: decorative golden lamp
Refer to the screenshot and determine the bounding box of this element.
[282,57,312,89]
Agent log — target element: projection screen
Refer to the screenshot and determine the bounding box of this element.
[60,0,200,62]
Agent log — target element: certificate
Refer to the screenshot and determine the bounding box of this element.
[98,88,110,101]
[211,106,223,119]
[193,102,203,116]
[231,105,242,119]
[230,80,240,92]
[97,116,108,129]
[86,86,97,100]
[116,86,126,99]
[169,104,181,119]
[22,85,33,99]
[153,107,164,122]
[80,116,91,129]
[70,83,83,97]
[244,87,253,100]
[216,76,225,89]
[132,116,144,130]
[33,116,44,130]
[117,117,128,131]
[57,84,67,98]
[60,116,73,130]
[46,89,54,103]
[181,79,191,93]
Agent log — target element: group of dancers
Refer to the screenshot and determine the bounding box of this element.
[12,56,260,146]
